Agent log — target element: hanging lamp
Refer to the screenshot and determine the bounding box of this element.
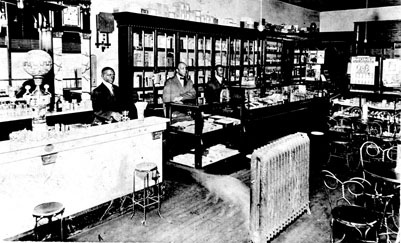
[257,0,264,32]
[364,0,368,43]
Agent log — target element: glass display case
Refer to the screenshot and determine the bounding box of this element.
[165,102,242,168]
[230,83,326,111]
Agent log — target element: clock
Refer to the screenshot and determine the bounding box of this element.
[62,6,81,27]
[96,12,114,33]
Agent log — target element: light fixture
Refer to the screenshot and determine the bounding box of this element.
[364,0,368,43]
[17,0,23,9]
[0,3,6,33]
[257,0,264,32]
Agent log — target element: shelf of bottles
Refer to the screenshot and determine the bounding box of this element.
[292,48,307,82]
[264,39,283,86]
[196,35,213,90]
[228,38,242,84]
[242,39,262,86]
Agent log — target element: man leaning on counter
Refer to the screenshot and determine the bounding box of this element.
[91,67,125,124]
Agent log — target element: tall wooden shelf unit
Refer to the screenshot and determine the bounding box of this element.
[113,12,314,114]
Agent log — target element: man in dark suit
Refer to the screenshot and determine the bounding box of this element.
[205,64,228,103]
[91,67,124,124]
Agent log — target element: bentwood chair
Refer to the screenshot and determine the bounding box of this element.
[351,120,369,161]
[359,142,400,243]
[327,122,354,170]
[349,106,362,118]
[367,121,384,142]
[322,170,379,243]
[359,141,384,174]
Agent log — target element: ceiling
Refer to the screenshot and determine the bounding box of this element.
[277,0,401,11]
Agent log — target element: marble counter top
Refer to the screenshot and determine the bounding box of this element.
[0,116,169,164]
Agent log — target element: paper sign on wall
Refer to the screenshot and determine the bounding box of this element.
[350,56,376,85]
[382,58,401,88]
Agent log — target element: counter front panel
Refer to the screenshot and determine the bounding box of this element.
[0,116,168,240]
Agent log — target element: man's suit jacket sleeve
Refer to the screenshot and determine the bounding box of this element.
[162,79,173,103]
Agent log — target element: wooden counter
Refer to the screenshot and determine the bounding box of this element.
[0,116,168,240]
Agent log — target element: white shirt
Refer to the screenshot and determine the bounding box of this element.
[103,81,114,95]
[215,75,223,84]
[177,75,185,87]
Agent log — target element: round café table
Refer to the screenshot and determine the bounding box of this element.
[363,164,400,185]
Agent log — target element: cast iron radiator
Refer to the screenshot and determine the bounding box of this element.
[250,132,310,243]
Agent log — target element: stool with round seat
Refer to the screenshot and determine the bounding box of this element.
[132,162,161,225]
[32,202,65,241]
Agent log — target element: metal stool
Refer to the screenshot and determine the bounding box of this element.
[32,202,65,241]
[132,162,161,225]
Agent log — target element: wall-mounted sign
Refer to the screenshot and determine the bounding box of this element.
[382,58,401,88]
[62,6,81,27]
[350,56,376,85]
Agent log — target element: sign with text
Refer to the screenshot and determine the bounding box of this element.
[350,56,376,85]
[382,58,401,88]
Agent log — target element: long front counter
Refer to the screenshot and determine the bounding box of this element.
[0,116,168,240]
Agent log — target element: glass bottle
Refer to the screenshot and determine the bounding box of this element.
[56,95,63,112]
[29,78,51,131]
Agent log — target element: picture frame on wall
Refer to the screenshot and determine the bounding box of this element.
[62,6,81,27]
[305,64,321,81]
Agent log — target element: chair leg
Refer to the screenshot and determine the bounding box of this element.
[156,180,162,219]
[34,217,39,240]
[60,214,64,241]
[142,173,148,225]
[131,172,136,219]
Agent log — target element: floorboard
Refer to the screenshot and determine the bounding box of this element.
[68,164,331,243]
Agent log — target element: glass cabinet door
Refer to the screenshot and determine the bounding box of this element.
[196,35,212,89]
[178,33,196,83]
[242,39,262,86]
[132,29,155,103]
[214,37,228,67]
[228,38,241,84]
[264,39,283,86]
[292,47,307,82]
[153,30,176,104]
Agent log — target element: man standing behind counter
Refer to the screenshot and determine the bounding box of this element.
[205,64,228,103]
[91,67,123,124]
[162,62,196,104]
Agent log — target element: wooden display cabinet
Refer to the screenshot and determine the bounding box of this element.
[113,12,320,116]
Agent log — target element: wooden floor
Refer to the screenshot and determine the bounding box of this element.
[68,162,332,243]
